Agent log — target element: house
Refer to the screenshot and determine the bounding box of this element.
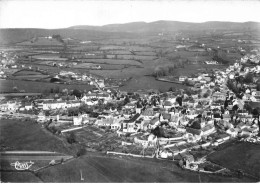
[111,122,121,130]
[201,125,216,136]
[179,76,188,82]
[222,114,231,122]
[163,101,172,110]
[96,93,111,101]
[135,104,143,114]
[42,101,67,110]
[37,112,46,123]
[73,116,82,125]
[210,103,221,110]
[125,103,136,109]
[149,118,160,129]
[24,103,33,110]
[212,91,226,101]
[216,134,230,143]
[226,128,238,137]
[142,107,155,119]
[186,127,202,137]
[239,128,253,137]
[205,61,218,65]
[122,113,140,133]
[66,101,81,108]
[0,101,20,111]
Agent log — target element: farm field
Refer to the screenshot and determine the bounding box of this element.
[32,54,67,61]
[81,58,141,66]
[208,142,260,179]
[0,79,94,93]
[0,119,77,155]
[35,154,254,183]
[0,172,43,183]
[120,76,188,92]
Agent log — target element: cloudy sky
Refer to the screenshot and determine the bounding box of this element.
[0,0,260,28]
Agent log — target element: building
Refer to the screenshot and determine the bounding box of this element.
[179,76,188,82]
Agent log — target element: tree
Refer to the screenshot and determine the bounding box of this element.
[67,132,76,144]
[124,96,130,104]
[244,103,252,113]
[176,97,182,106]
[252,108,259,116]
[72,89,82,98]
[76,148,86,157]
[244,73,254,84]
[232,105,239,111]
[203,92,209,98]
[257,83,260,91]
[12,86,19,92]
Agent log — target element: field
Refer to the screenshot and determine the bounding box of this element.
[34,154,254,183]
[0,79,94,93]
[1,172,43,183]
[208,142,260,179]
[1,22,259,94]
[81,58,141,66]
[0,119,76,155]
[120,76,188,92]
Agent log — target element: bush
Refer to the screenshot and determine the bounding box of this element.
[244,73,254,84]
[76,148,86,157]
[67,132,76,144]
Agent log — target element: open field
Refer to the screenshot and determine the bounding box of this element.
[13,70,45,76]
[81,58,141,66]
[120,76,188,92]
[1,172,43,183]
[0,79,94,93]
[0,119,76,155]
[11,75,50,81]
[16,37,63,46]
[32,54,67,61]
[34,154,255,183]
[208,142,260,179]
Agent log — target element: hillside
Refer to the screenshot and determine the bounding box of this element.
[1,21,260,44]
[70,21,260,33]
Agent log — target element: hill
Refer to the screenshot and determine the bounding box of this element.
[1,21,260,44]
[70,21,260,33]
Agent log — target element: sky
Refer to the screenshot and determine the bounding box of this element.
[0,0,260,29]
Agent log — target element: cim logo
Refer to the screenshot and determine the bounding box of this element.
[10,161,34,170]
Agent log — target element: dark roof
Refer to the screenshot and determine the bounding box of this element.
[125,113,140,123]
[186,127,202,135]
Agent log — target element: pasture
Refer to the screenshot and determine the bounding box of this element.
[208,142,260,179]
[35,154,254,183]
[0,79,94,93]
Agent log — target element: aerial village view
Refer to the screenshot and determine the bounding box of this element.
[0,0,260,183]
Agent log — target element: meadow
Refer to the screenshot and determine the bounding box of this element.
[208,142,260,179]
[0,79,94,93]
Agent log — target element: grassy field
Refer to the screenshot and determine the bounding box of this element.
[0,119,76,155]
[208,142,260,179]
[81,58,141,66]
[16,37,62,46]
[1,172,43,183]
[120,76,188,92]
[13,70,44,76]
[0,79,94,93]
[35,154,255,183]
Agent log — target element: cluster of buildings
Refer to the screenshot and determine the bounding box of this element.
[0,51,19,78]
[56,71,105,88]
[0,52,260,170]
[240,54,260,64]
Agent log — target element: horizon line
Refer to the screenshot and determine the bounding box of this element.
[0,20,259,30]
